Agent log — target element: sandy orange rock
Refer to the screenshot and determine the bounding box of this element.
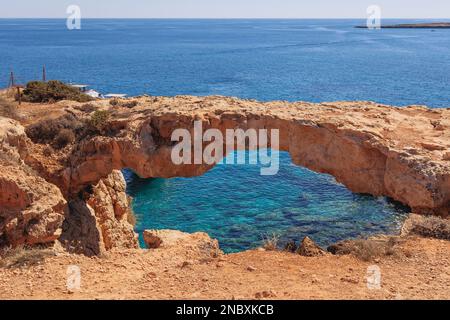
[0,118,67,246]
[65,97,450,217]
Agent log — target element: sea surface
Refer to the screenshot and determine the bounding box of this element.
[1,19,449,252]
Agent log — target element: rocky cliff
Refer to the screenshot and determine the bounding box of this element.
[0,118,66,247]
[0,117,138,253]
[66,96,450,217]
[1,95,449,252]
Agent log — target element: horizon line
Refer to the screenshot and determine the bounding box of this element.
[1,17,450,20]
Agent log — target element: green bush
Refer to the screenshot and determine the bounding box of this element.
[22,80,94,103]
[88,110,110,133]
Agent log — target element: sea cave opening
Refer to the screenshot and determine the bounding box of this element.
[124,150,410,253]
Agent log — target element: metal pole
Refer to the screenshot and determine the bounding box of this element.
[10,71,15,87]
[43,65,46,82]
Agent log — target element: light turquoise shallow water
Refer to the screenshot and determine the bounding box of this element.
[125,152,410,253]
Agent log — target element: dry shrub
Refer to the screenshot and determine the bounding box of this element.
[0,246,55,269]
[75,103,97,113]
[0,97,18,120]
[327,237,400,262]
[262,232,280,251]
[54,128,76,149]
[25,113,83,145]
[408,216,450,240]
[284,240,298,253]
[109,98,138,108]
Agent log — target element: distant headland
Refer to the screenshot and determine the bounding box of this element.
[356,22,450,29]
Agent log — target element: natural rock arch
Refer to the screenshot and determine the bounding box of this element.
[66,96,450,217]
[2,96,450,252]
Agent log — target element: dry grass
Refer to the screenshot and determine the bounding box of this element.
[74,103,98,113]
[261,233,280,251]
[0,96,19,120]
[327,237,401,262]
[0,246,55,269]
[109,98,138,108]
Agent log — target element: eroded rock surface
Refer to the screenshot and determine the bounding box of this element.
[65,96,450,216]
[2,95,450,252]
[0,117,137,252]
[143,229,222,259]
[297,237,327,257]
[0,118,66,246]
[60,170,139,256]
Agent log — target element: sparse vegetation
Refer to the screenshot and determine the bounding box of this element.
[284,240,298,253]
[25,113,84,148]
[261,233,280,251]
[0,96,18,120]
[87,110,111,134]
[327,237,401,262]
[109,98,138,108]
[75,103,97,113]
[54,128,76,149]
[22,80,94,103]
[0,245,55,269]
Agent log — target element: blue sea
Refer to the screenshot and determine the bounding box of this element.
[2,19,449,252]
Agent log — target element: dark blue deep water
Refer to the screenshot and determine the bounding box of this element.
[2,19,449,252]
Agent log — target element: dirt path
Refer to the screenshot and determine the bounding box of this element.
[0,236,449,300]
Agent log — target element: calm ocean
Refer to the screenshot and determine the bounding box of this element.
[2,19,449,251]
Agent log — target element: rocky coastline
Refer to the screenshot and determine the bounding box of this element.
[1,92,449,299]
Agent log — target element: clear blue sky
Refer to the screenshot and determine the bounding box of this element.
[0,0,449,18]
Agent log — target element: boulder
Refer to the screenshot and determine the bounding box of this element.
[297,237,326,257]
[143,230,163,249]
[143,229,222,258]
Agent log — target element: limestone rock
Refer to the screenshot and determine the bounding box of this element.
[64,97,450,217]
[143,229,222,258]
[86,170,139,251]
[297,237,326,257]
[143,230,163,249]
[401,213,450,240]
[0,118,67,246]
[60,170,139,256]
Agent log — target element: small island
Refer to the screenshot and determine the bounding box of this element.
[356,22,450,29]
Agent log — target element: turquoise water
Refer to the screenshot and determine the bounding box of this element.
[125,153,410,253]
[2,19,449,252]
